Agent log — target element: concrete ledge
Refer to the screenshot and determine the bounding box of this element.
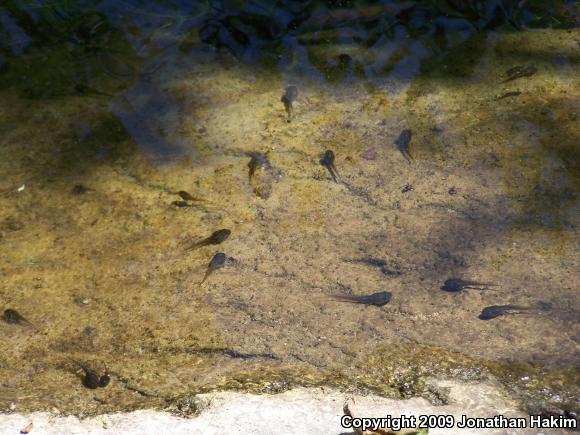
[0,382,568,434]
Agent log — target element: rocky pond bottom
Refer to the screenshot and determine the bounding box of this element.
[0,11,578,425]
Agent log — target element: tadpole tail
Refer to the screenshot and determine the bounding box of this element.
[201,269,212,284]
[508,307,542,317]
[330,163,340,178]
[330,295,364,304]
[514,303,552,316]
[326,166,338,183]
[185,239,209,252]
[283,101,293,119]
[400,150,413,164]
[330,170,338,183]
[465,281,499,289]
[248,166,256,181]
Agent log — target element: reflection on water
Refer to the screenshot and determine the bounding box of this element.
[0,0,579,419]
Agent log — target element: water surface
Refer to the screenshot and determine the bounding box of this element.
[0,0,578,419]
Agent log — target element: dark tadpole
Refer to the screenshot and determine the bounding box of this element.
[98,364,110,387]
[73,361,100,389]
[320,150,339,182]
[347,258,401,276]
[185,229,231,251]
[441,278,497,293]
[202,252,227,284]
[395,129,413,163]
[72,184,93,195]
[479,302,551,320]
[501,65,537,83]
[177,191,198,201]
[331,291,392,307]
[281,85,298,119]
[354,258,386,268]
[72,360,110,389]
[1,308,29,325]
[247,152,269,181]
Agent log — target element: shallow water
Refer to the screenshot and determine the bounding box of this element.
[0,0,579,419]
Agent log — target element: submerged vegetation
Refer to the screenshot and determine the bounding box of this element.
[1,0,578,94]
